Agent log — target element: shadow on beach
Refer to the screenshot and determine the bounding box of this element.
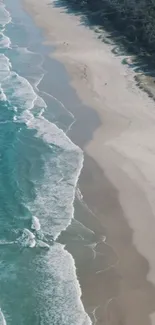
[50,0,155,101]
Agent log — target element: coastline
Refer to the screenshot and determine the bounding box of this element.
[21,0,155,324]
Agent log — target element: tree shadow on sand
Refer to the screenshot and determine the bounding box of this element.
[48,0,155,101]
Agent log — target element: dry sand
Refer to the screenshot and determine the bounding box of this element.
[22,0,155,324]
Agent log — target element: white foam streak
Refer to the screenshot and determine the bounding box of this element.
[0,47,84,251]
[0,32,11,48]
[0,7,91,323]
[27,117,83,240]
[0,53,11,71]
[16,228,36,248]
[31,216,41,232]
[0,240,14,245]
[36,243,92,325]
[76,187,83,201]
[36,240,50,249]
[0,309,6,325]
[0,86,6,101]
[28,115,80,151]
[0,2,11,27]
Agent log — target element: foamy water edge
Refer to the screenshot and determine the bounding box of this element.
[0,1,92,324]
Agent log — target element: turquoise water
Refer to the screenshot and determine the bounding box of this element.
[0,1,92,324]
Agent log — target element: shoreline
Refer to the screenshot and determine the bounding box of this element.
[22,0,155,324]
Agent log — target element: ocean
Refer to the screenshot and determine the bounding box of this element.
[0,0,92,324]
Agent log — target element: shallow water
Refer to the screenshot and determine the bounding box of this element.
[0,1,92,324]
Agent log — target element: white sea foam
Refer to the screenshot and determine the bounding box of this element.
[0,32,11,48]
[35,243,92,325]
[31,216,41,232]
[16,228,36,248]
[0,52,84,245]
[0,50,90,324]
[0,54,11,99]
[36,240,50,249]
[76,187,83,201]
[15,228,51,249]
[1,42,90,322]
[28,114,80,150]
[0,86,6,101]
[1,71,46,122]
[0,309,6,325]
[0,53,45,114]
[0,240,14,245]
[0,53,11,72]
[0,49,89,324]
[0,8,91,323]
[27,113,83,240]
[2,72,37,108]
[36,154,82,240]
[0,2,11,27]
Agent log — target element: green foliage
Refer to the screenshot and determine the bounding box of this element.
[66,0,155,54]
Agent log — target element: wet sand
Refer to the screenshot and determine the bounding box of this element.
[22,0,155,324]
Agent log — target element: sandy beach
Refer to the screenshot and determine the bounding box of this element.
[22,0,155,324]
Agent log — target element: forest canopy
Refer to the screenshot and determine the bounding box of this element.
[65,0,155,55]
